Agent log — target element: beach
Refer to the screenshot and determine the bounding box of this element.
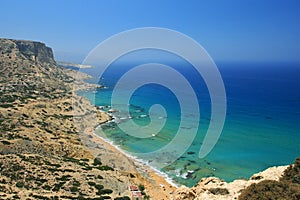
[69,68,177,199]
[81,110,177,199]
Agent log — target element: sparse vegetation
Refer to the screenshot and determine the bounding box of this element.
[239,157,300,200]
[208,188,229,195]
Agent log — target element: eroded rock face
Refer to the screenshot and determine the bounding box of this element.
[171,166,288,200]
[0,38,72,102]
[0,38,55,66]
[13,39,55,65]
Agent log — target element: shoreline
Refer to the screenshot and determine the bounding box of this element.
[71,67,294,199]
[82,110,178,198]
[86,112,290,199]
[69,67,178,198]
[93,122,179,188]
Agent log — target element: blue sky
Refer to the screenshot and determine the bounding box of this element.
[0,0,299,63]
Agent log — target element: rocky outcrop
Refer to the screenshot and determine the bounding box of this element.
[171,166,288,200]
[13,39,56,65]
[0,38,73,102]
[0,38,55,66]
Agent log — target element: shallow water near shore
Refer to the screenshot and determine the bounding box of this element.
[77,61,300,187]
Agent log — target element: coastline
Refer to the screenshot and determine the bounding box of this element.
[69,68,178,198]
[81,109,290,200]
[71,67,294,199]
[82,113,177,199]
[94,122,179,188]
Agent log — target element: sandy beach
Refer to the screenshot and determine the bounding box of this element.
[82,110,177,199]
[66,66,178,199]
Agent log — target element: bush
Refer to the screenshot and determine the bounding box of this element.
[16,181,24,188]
[52,181,66,191]
[208,188,229,195]
[73,180,81,187]
[93,158,102,166]
[94,184,104,190]
[138,184,145,192]
[239,157,300,200]
[42,185,51,190]
[97,165,114,171]
[96,189,113,195]
[70,186,79,193]
[97,175,103,179]
[88,181,96,186]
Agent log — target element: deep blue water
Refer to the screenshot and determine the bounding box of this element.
[77,61,300,187]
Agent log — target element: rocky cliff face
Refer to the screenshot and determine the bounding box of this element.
[13,39,56,65]
[0,38,56,68]
[0,38,73,103]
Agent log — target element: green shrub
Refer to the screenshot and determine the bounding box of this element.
[208,188,229,195]
[42,184,51,190]
[73,180,81,187]
[16,181,24,188]
[97,165,114,171]
[96,189,113,195]
[81,158,89,162]
[138,184,145,192]
[251,175,263,180]
[70,186,79,193]
[97,175,103,179]
[1,140,11,145]
[93,158,102,166]
[94,184,104,190]
[88,181,96,186]
[57,175,72,181]
[52,181,66,191]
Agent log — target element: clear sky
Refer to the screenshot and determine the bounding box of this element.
[0,0,299,63]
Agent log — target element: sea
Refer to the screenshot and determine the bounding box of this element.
[76,59,300,187]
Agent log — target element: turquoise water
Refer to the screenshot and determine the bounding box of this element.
[77,62,300,187]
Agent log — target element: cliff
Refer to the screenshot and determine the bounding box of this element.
[12,39,55,65]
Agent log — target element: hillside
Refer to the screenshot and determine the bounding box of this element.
[0,38,167,199]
